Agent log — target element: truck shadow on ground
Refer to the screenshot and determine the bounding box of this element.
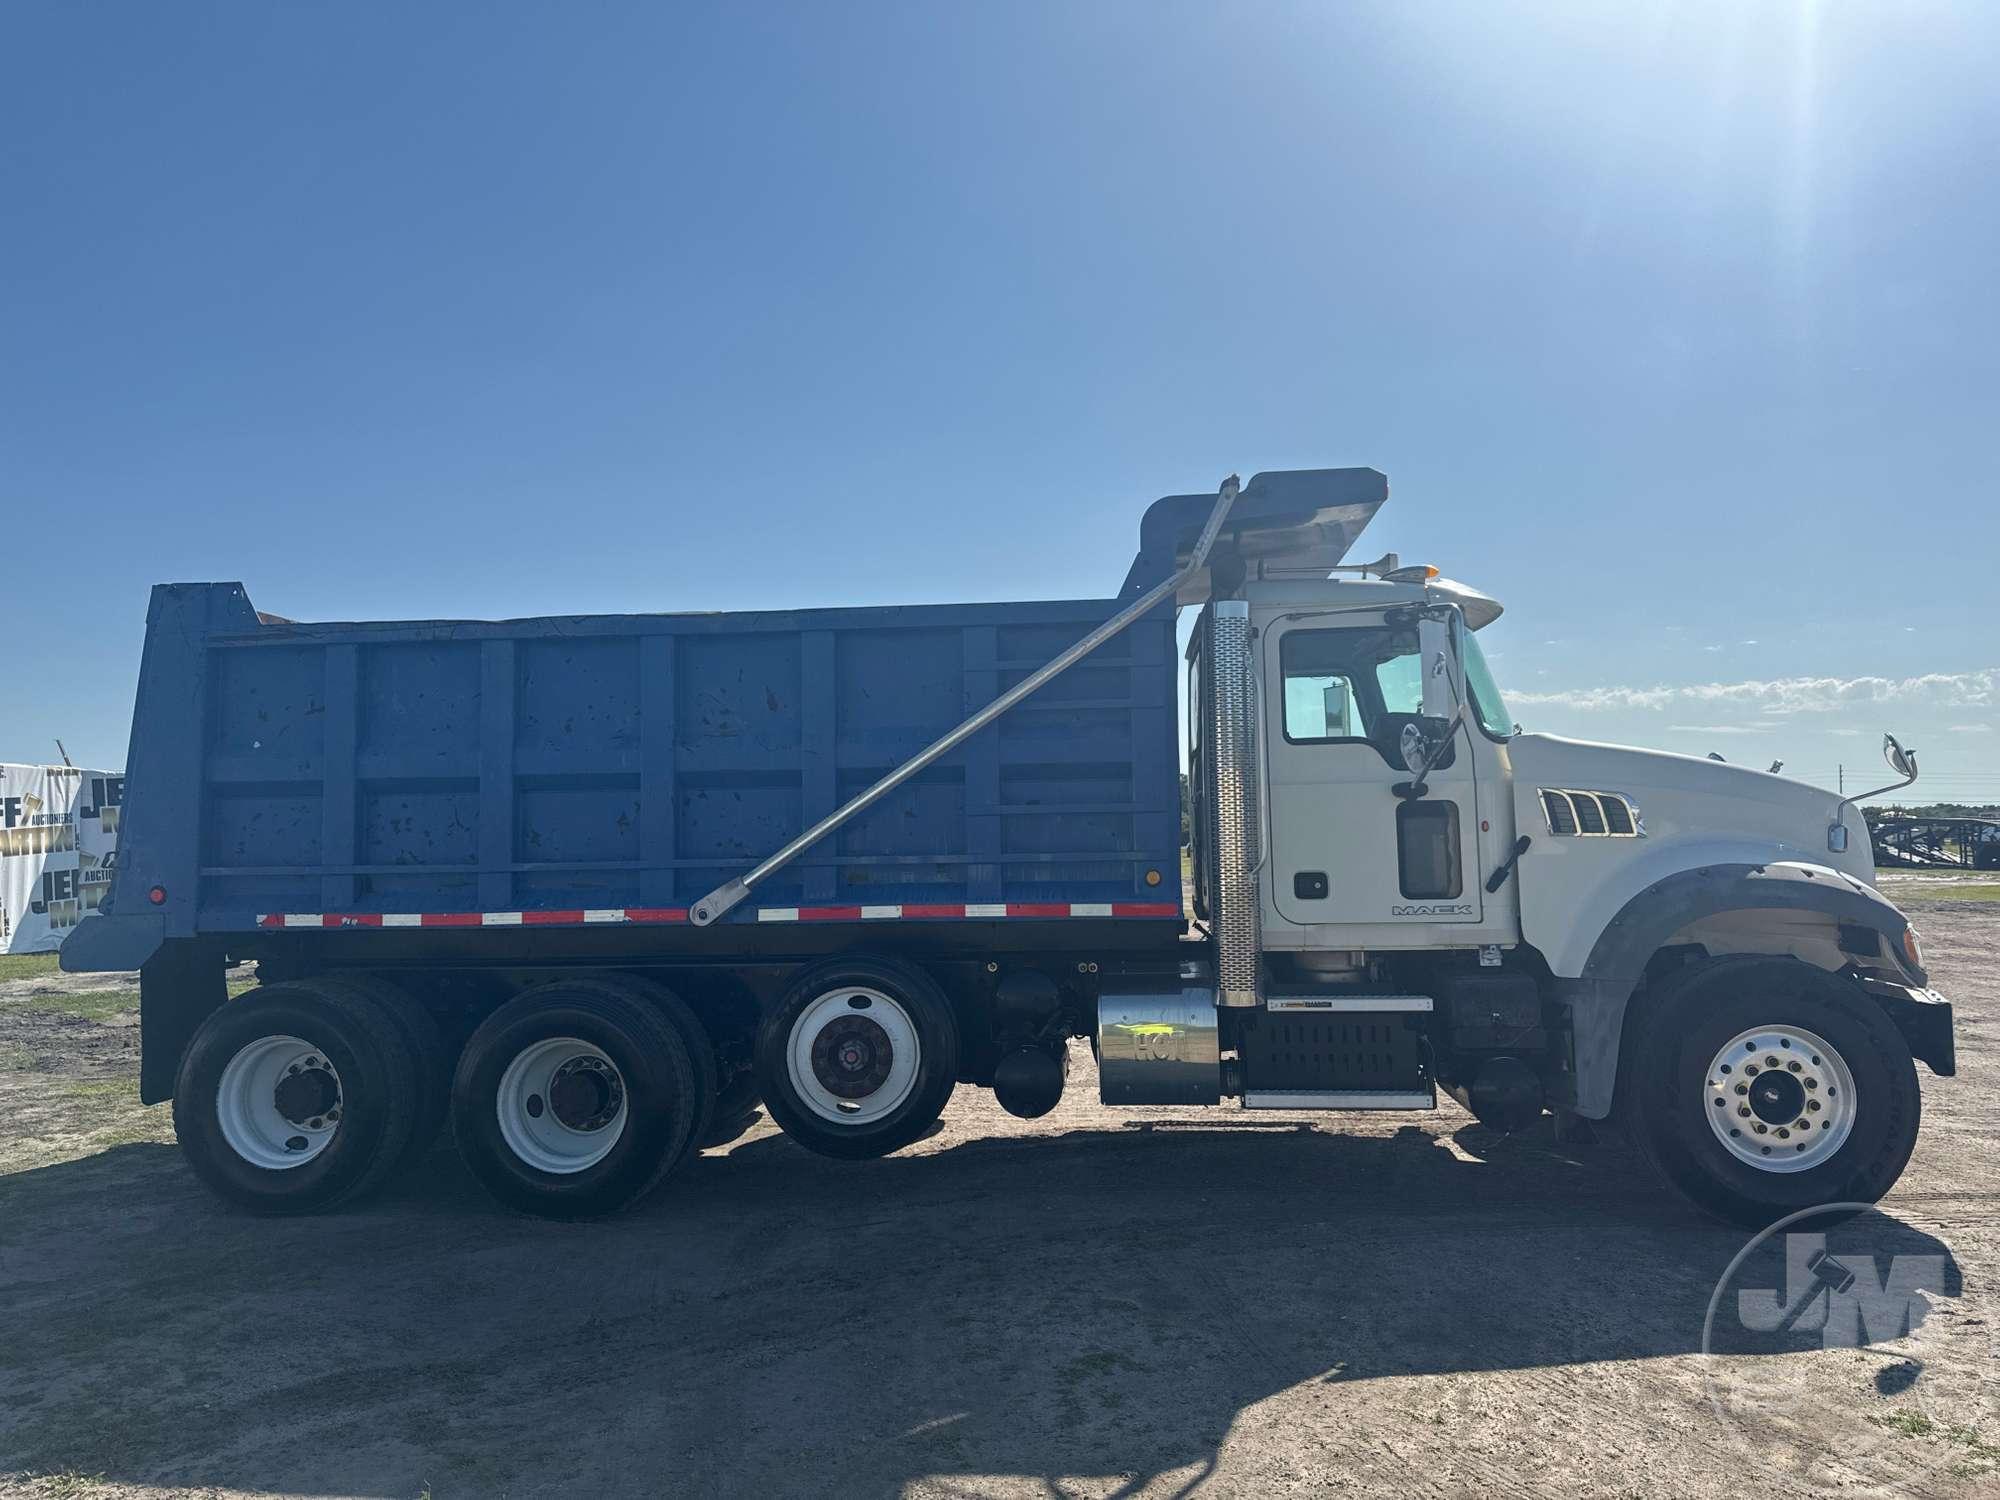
[0,1118,1964,1499]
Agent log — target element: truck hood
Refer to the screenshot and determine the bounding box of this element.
[1505,732,1882,978]
[1507,733,1870,880]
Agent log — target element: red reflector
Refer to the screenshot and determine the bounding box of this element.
[148,885,167,905]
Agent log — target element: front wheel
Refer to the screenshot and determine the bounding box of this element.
[1623,956,1923,1227]
[754,957,958,1160]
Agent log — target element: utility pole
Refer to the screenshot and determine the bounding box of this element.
[1838,764,1844,797]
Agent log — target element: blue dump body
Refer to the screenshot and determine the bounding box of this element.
[104,584,1182,941]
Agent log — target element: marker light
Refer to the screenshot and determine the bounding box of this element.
[148,885,166,905]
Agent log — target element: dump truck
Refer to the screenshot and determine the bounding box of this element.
[63,469,1955,1224]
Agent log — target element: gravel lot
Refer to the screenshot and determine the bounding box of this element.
[0,899,1994,1500]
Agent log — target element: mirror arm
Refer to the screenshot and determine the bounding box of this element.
[1832,738,1919,836]
[1837,764,1919,821]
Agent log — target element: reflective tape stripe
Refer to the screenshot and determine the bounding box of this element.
[254,901,1179,929]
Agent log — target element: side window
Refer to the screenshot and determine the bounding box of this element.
[1280,627,1420,744]
[1283,670,1355,742]
[1279,626,1451,769]
[1373,651,1423,717]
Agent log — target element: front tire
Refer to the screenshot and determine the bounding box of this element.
[755,957,958,1160]
[1623,956,1922,1227]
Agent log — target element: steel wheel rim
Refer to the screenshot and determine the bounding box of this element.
[787,987,920,1127]
[1703,1023,1857,1173]
[496,1036,628,1174]
[216,1033,343,1170]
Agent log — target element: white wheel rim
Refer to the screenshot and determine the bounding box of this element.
[495,1037,628,1175]
[215,1034,344,1170]
[786,987,921,1127]
[1703,1024,1857,1173]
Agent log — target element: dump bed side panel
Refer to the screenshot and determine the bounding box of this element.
[118,589,1181,936]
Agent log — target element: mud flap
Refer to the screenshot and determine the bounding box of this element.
[139,944,229,1104]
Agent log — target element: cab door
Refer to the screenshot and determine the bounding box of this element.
[1264,618,1483,928]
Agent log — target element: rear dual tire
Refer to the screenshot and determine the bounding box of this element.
[173,981,425,1215]
[449,977,707,1220]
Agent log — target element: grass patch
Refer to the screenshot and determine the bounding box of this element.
[1868,1411,2000,1477]
[1896,883,2000,903]
[1875,1409,1934,1437]
[21,1468,107,1499]
[0,953,64,982]
[16,991,137,1023]
[65,1080,132,1101]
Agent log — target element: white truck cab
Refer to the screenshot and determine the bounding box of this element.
[1141,472,1952,1227]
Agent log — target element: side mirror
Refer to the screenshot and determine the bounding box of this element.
[1399,721,1432,776]
[1417,614,1457,723]
[1884,734,1917,780]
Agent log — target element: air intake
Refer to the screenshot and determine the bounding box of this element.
[1539,789,1642,838]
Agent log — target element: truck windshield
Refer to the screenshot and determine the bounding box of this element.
[1462,630,1512,738]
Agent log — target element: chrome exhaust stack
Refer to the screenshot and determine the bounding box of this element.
[1200,601,1264,1010]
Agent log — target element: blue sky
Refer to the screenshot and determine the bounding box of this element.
[4,3,1995,802]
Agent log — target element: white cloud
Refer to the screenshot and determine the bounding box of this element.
[1668,723,1770,735]
[1507,667,2000,715]
[1947,723,1995,734]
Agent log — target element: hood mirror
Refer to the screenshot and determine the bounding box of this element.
[1829,733,1920,854]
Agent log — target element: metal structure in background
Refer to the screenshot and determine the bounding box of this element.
[690,475,1247,926]
[1871,816,2000,870]
[1202,601,1263,1007]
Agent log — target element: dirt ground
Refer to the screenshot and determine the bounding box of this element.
[1,901,1996,1500]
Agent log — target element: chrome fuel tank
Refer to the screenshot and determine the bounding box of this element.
[1097,985,1221,1106]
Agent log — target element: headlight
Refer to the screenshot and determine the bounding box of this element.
[1902,925,1924,972]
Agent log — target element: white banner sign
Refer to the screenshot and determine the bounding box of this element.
[0,764,123,955]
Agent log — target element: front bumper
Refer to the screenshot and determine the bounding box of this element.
[1861,978,1956,1078]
